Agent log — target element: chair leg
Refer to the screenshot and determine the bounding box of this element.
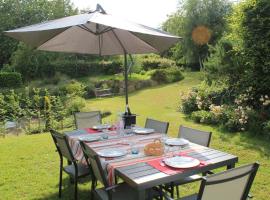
[59,160,63,198]
[90,180,96,200]
[176,186,180,198]
[70,176,74,184]
[74,163,79,200]
[169,183,174,198]
[74,177,78,200]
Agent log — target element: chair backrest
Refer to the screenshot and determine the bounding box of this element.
[80,141,109,188]
[198,163,259,200]
[74,111,102,129]
[50,130,74,162]
[178,125,212,147]
[145,118,169,134]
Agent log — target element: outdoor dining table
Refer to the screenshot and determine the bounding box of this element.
[66,128,238,200]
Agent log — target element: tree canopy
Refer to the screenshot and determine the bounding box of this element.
[163,0,231,69]
[0,0,77,67]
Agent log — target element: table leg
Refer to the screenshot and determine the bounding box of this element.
[227,163,235,169]
[137,189,146,200]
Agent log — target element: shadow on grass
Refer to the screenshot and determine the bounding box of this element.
[36,178,92,200]
[217,126,270,158]
[89,81,184,103]
[238,133,270,158]
[127,82,182,97]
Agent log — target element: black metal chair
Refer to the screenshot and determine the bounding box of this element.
[50,130,91,200]
[80,141,162,200]
[145,118,169,134]
[165,126,212,198]
[74,111,102,129]
[163,163,259,200]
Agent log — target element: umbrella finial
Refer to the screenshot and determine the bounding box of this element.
[96,4,106,14]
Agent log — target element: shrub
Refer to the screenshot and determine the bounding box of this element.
[166,67,184,82]
[151,69,168,83]
[221,106,249,132]
[52,60,122,78]
[158,58,176,69]
[181,91,199,114]
[263,120,270,137]
[63,80,86,97]
[191,110,217,124]
[196,82,230,107]
[209,104,227,123]
[247,109,263,134]
[0,72,23,88]
[150,68,184,84]
[66,96,86,115]
[141,57,176,71]
[141,58,161,71]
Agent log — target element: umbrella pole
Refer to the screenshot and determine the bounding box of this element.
[124,52,128,107]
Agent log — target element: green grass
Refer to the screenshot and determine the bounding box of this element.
[1,71,270,199]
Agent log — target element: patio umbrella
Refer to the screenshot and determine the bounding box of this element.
[5,4,181,112]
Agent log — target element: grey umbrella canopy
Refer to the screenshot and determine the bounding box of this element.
[5,4,181,109]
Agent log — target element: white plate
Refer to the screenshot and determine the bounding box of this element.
[163,156,200,168]
[165,138,189,146]
[133,127,155,134]
[97,149,127,158]
[78,135,101,142]
[92,124,111,130]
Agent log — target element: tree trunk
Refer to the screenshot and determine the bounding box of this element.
[199,55,204,70]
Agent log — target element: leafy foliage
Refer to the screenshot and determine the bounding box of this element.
[141,56,176,71]
[0,72,22,88]
[0,0,77,67]
[150,68,184,83]
[163,0,232,69]
[0,87,79,133]
[191,110,217,124]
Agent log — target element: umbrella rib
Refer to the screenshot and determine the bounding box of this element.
[78,24,114,35]
[111,29,127,54]
[78,25,97,35]
[99,27,114,34]
[129,31,161,53]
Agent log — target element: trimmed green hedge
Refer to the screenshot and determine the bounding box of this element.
[0,72,23,88]
[52,60,122,78]
[141,57,176,71]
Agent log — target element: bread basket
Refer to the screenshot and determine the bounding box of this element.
[144,139,164,156]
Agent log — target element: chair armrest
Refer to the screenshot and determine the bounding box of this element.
[206,170,215,175]
[105,184,121,191]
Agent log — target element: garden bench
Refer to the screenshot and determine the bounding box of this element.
[94,88,113,98]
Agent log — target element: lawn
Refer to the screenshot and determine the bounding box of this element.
[0,71,269,200]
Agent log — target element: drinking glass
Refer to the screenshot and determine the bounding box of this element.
[129,141,139,154]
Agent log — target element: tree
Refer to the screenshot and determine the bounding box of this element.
[52,95,66,129]
[240,0,270,105]
[163,0,231,69]
[0,0,77,67]
[205,0,270,109]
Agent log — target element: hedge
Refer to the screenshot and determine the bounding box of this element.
[141,57,176,71]
[150,68,184,83]
[0,72,23,88]
[51,60,122,78]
